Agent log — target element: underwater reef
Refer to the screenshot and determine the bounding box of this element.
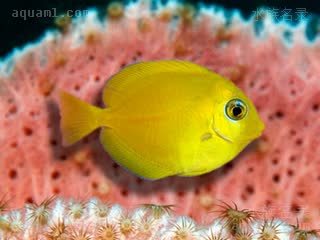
[0,0,320,239]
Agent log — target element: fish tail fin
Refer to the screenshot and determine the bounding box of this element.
[59,91,108,146]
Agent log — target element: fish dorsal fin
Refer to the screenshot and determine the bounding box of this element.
[103,60,210,107]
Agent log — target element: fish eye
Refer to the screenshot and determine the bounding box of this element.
[225,99,247,121]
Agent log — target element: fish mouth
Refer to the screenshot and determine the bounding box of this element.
[236,125,265,143]
[210,116,265,144]
[243,121,265,141]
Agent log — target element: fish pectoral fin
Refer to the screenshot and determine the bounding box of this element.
[201,132,212,141]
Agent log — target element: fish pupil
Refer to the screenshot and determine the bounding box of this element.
[232,107,242,117]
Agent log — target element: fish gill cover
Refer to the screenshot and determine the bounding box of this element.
[0,0,320,239]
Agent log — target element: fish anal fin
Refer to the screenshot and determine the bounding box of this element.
[99,128,175,180]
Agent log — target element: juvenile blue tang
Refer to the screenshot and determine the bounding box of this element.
[59,60,264,180]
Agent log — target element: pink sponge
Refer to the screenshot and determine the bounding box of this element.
[0,0,320,230]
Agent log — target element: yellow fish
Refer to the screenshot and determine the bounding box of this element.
[59,60,264,180]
